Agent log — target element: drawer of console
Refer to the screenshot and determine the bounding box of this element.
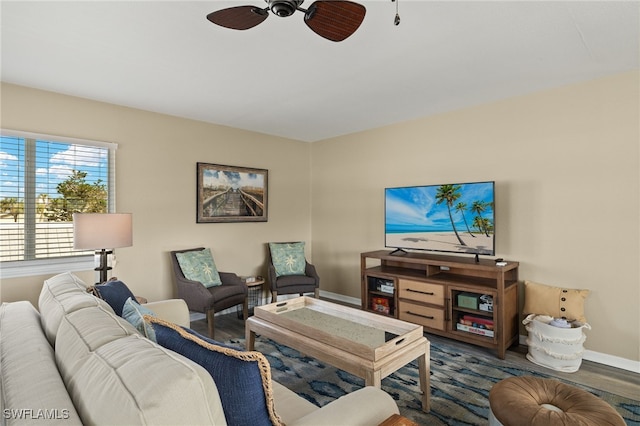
[398,301,445,331]
[398,279,444,305]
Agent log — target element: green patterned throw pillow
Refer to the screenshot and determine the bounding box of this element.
[269,242,306,277]
[175,248,222,287]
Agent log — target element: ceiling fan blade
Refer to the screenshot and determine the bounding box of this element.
[304,1,366,42]
[206,5,268,31]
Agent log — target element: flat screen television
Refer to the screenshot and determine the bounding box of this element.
[385,181,495,259]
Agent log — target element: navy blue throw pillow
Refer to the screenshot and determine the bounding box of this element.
[94,280,136,316]
[148,317,282,426]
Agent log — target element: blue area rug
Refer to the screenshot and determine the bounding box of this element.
[228,337,639,425]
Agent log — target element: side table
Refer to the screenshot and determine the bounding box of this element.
[237,277,265,319]
[379,414,419,426]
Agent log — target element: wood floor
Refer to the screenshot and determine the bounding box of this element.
[192,307,640,402]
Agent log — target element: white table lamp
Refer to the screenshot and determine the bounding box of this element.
[73,213,133,284]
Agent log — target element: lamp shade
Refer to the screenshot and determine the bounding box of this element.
[73,213,133,250]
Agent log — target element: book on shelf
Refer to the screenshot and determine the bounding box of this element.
[371,297,391,315]
[456,323,495,337]
[460,315,494,330]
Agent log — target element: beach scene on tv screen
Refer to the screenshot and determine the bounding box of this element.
[385,182,495,255]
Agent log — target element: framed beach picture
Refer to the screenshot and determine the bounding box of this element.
[196,163,268,223]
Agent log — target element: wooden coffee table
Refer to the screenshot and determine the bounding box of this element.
[246,296,430,412]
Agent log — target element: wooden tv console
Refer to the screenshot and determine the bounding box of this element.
[361,250,519,359]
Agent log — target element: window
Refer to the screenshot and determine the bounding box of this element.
[0,130,117,278]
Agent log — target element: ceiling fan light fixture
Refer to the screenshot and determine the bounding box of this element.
[269,0,303,17]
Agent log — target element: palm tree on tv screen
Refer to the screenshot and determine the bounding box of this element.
[435,184,467,246]
[454,201,476,238]
[471,200,492,237]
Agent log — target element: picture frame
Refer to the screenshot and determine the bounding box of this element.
[196,162,268,223]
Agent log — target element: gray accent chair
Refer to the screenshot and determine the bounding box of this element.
[267,242,320,303]
[170,247,248,338]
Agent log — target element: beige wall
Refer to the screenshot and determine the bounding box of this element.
[311,71,639,362]
[1,83,312,304]
[1,71,638,364]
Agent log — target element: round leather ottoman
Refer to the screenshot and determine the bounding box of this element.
[489,376,625,426]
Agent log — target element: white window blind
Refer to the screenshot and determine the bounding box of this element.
[0,130,117,276]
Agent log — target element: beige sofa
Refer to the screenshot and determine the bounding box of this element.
[0,272,399,425]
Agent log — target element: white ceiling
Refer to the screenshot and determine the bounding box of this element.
[1,1,638,142]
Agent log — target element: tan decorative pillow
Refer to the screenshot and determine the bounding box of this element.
[523,280,589,322]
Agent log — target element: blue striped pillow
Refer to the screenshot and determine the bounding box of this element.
[148,317,283,426]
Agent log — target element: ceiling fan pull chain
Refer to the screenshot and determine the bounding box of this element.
[392,0,400,26]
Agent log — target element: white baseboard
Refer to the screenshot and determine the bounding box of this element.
[319,292,640,374]
[189,312,206,322]
[319,289,361,307]
[518,335,639,373]
[582,349,640,373]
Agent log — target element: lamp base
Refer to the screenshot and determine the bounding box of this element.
[94,249,113,285]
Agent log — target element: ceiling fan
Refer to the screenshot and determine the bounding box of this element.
[206,0,367,42]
